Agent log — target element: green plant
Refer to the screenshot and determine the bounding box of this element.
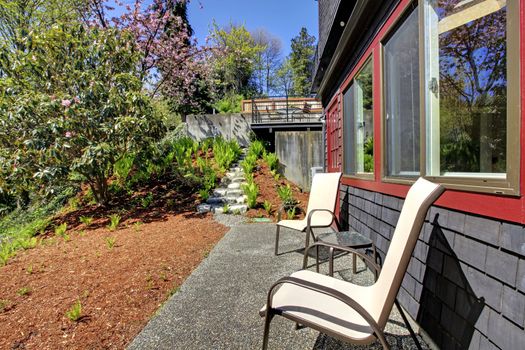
[222,204,230,214]
[17,287,31,296]
[114,154,135,186]
[263,200,273,215]
[54,223,67,237]
[0,24,165,206]
[286,206,297,220]
[0,244,16,266]
[242,181,259,209]
[107,214,121,231]
[133,221,143,231]
[199,189,210,201]
[105,236,116,249]
[79,216,94,227]
[263,152,279,171]
[248,140,265,159]
[54,223,70,241]
[277,184,296,206]
[26,264,33,275]
[17,237,38,249]
[65,299,82,322]
[0,300,12,313]
[141,193,154,208]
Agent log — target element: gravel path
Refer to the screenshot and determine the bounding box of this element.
[128,222,430,349]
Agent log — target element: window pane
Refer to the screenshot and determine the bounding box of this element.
[384,7,420,177]
[343,60,374,175]
[425,0,507,175]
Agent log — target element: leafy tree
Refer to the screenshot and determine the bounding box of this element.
[252,29,282,96]
[0,24,164,205]
[289,27,316,96]
[275,59,294,97]
[209,22,264,97]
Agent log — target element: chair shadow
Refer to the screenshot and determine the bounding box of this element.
[416,214,484,349]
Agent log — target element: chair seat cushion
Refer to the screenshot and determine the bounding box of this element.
[261,270,376,343]
[276,219,307,231]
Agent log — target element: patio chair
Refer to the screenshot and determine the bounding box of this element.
[274,172,343,265]
[260,177,444,349]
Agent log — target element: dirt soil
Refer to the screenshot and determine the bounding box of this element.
[246,160,309,221]
[0,210,228,349]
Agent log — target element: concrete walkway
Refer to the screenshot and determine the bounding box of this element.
[128,218,429,350]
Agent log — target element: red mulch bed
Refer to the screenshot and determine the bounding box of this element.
[0,209,227,349]
[246,160,309,221]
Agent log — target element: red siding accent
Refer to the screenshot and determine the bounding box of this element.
[328,0,525,224]
[326,95,342,172]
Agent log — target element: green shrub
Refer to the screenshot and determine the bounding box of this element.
[263,200,272,215]
[263,152,279,172]
[277,184,296,206]
[248,140,265,159]
[213,93,244,113]
[79,216,94,227]
[242,181,259,209]
[107,214,121,231]
[65,299,82,322]
[199,189,210,201]
[54,223,68,238]
[105,236,116,249]
[286,206,297,220]
[141,193,154,208]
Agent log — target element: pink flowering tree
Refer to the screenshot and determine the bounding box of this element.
[89,0,215,114]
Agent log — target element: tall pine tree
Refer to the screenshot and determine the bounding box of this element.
[289,27,316,96]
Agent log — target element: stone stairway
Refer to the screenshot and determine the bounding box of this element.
[197,152,248,214]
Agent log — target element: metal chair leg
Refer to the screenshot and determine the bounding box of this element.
[395,299,422,350]
[274,225,280,256]
[262,311,274,350]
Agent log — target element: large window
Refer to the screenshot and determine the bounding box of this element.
[381,0,519,194]
[343,59,374,176]
[384,6,420,177]
[424,0,509,178]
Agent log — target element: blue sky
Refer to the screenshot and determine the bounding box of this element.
[187,0,318,57]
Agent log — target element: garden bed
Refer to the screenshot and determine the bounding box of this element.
[0,204,227,349]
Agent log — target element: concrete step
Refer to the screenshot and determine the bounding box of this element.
[226,189,243,197]
[213,188,228,197]
[206,197,225,205]
[229,204,248,214]
[231,177,245,183]
[227,182,241,189]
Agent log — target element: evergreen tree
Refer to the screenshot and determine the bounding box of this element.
[289,27,316,96]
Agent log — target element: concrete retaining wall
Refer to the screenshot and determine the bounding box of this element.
[186,114,251,147]
[275,130,323,190]
[339,185,525,349]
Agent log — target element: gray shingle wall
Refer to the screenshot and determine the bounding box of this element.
[340,184,525,350]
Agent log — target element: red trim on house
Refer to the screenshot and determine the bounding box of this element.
[325,0,525,225]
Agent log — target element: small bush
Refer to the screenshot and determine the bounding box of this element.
[141,193,154,208]
[286,206,297,220]
[79,216,94,227]
[277,184,296,207]
[263,200,272,215]
[54,223,69,241]
[107,214,121,231]
[263,152,279,172]
[248,140,265,159]
[199,189,210,201]
[222,204,230,214]
[65,299,82,322]
[105,236,116,249]
[0,299,12,313]
[242,181,259,209]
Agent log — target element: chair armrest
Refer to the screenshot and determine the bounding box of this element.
[263,276,387,346]
[306,209,340,231]
[305,241,382,276]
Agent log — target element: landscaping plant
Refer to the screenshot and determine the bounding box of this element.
[263,200,273,215]
[65,299,82,322]
[107,214,121,231]
[242,181,259,209]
